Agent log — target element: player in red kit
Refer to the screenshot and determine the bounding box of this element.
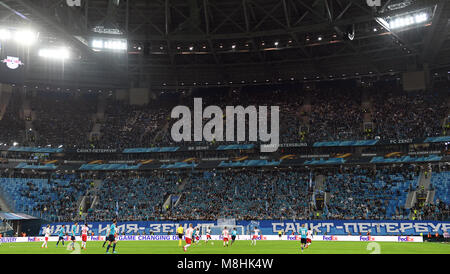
[81,223,89,250]
[183,224,194,252]
[251,226,260,246]
[306,229,312,248]
[222,227,229,247]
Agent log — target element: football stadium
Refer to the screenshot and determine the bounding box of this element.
[0,0,449,258]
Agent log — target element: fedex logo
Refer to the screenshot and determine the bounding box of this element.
[398,236,414,242]
[287,235,300,241]
[89,236,103,241]
[360,236,375,241]
[27,237,40,242]
[323,236,338,241]
[253,236,266,240]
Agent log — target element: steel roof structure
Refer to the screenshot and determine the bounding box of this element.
[0,0,449,89]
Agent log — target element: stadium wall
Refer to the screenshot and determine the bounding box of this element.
[39,220,450,236]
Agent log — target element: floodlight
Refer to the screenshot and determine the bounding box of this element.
[91,38,127,51]
[14,30,38,45]
[38,48,70,60]
[388,11,430,29]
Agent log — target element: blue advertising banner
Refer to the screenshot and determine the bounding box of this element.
[40,220,450,236]
[313,140,379,147]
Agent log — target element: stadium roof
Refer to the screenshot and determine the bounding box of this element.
[0,0,449,89]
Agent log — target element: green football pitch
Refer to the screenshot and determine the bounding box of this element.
[0,240,449,254]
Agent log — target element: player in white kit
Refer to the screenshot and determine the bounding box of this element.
[205,227,212,243]
[183,224,194,252]
[41,224,50,248]
[222,227,229,247]
[306,229,312,248]
[81,223,89,250]
[251,226,259,246]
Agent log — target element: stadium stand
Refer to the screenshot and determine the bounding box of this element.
[372,90,448,139]
[0,173,90,221]
[0,85,448,224]
[0,165,446,223]
[0,85,447,148]
[323,166,417,220]
[170,171,312,220]
[30,91,98,148]
[0,92,25,146]
[86,173,181,221]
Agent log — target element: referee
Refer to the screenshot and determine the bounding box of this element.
[177,224,184,247]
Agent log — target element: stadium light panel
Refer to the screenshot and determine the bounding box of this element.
[104,40,127,50]
[14,30,38,45]
[38,48,70,60]
[91,38,127,51]
[92,39,103,48]
[388,12,429,29]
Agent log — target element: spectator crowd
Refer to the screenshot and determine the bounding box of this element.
[0,84,447,149]
[0,165,447,222]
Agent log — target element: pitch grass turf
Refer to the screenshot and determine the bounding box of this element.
[0,240,449,254]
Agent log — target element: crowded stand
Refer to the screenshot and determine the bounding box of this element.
[29,91,98,148]
[86,172,181,222]
[0,165,447,223]
[372,90,449,139]
[0,92,25,146]
[306,88,364,142]
[0,83,448,227]
[323,166,418,220]
[0,84,447,149]
[1,0,450,257]
[170,171,313,220]
[0,172,90,221]
[95,99,171,149]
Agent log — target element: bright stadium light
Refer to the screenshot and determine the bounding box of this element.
[92,39,103,48]
[14,30,38,45]
[388,11,429,29]
[38,48,70,60]
[91,38,127,51]
[414,12,428,23]
[104,39,127,50]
